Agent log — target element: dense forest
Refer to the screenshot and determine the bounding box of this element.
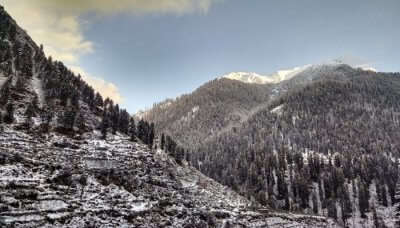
[0,6,154,146]
[139,78,273,149]
[2,3,400,226]
[187,71,400,226]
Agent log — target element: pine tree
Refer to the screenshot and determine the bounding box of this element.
[61,109,76,132]
[358,181,369,218]
[175,147,184,165]
[137,119,146,143]
[129,118,136,141]
[148,122,155,148]
[25,103,36,118]
[372,207,381,228]
[100,112,109,140]
[40,109,53,133]
[24,103,35,130]
[94,92,103,107]
[161,133,165,150]
[4,102,14,124]
[75,112,85,132]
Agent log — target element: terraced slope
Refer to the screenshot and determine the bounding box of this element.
[0,126,339,227]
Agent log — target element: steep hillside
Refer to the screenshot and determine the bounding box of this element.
[140,64,368,151]
[0,5,342,228]
[138,78,272,148]
[0,126,341,227]
[190,69,400,227]
[140,52,400,226]
[0,5,131,137]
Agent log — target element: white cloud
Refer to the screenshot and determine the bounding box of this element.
[6,0,220,15]
[2,0,220,64]
[3,1,93,64]
[1,0,220,104]
[70,66,123,104]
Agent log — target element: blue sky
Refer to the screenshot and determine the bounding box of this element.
[2,0,400,113]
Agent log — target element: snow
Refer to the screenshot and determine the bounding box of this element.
[31,75,45,108]
[271,104,284,115]
[222,72,276,84]
[221,64,311,84]
[131,202,149,212]
[37,200,69,211]
[192,105,199,113]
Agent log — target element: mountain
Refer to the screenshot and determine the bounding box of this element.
[139,63,364,149]
[0,5,342,227]
[137,78,273,149]
[221,65,311,85]
[142,63,400,227]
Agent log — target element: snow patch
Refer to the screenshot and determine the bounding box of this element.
[271,105,284,115]
[31,75,45,108]
[221,65,311,84]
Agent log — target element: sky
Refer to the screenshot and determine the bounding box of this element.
[1,0,399,113]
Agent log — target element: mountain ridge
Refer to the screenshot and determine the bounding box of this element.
[0,4,343,227]
[141,62,400,227]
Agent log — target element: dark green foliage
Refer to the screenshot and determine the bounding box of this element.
[341,186,352,225]
[25,103,36,118]
[4,102,14,124]
[182,71,400,219]
[148,123,155,148]
[40,109,53,133]
[358,181,370,218]
[136,119,155,147]
[160,133,165,150]
[142,78,272,149]
[75,112,86,131]
[0,6,137,137]
[60,109,77,132]
[129,118,136,141]
[163,134,186,165]
[101,112,109,140]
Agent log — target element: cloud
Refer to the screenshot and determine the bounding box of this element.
[70,66,124,104]
[2,1,93,64]
[2,0,220,64]
[1,0,220,104]
[6,0,220,15]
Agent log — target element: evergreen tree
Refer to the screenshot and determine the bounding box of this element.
[25,103,36,118]
[148,122,155,148]
[61,109,77,132]
[358,181,369,218]
[94,92,103,107]
[161,133,165,150]
[4,102,14,124]
[100,112,109,140]
[40,109,53,133]
[137,119,146,143]
[75,112,85,132]
[129,118,136,141]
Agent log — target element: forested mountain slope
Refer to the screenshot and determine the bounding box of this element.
[0,5,342,227]
[140,48,400,226]
[190,69,400,227]
[140,64,370,150]
[0,5,132,137]
[138,78,273,148]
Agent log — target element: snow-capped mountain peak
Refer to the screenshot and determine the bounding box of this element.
[221,64,311,84]
[222,72,275,84]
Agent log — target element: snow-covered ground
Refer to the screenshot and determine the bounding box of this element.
[0,126,341,227]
